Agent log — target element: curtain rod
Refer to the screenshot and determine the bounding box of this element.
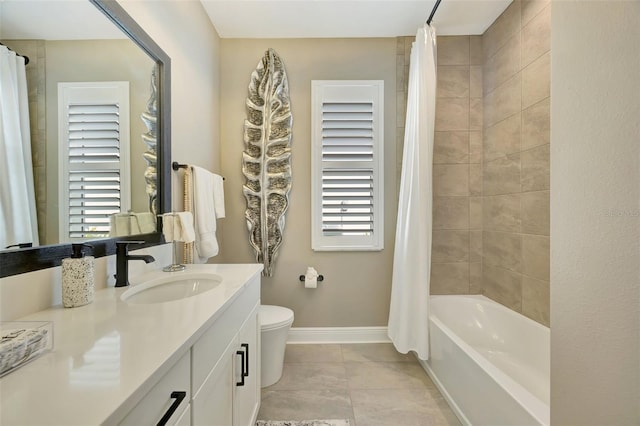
[0,42,30,65]
[426,0,442,25]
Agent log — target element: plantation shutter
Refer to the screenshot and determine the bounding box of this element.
[59,82,130,241]
[311,81,384,251]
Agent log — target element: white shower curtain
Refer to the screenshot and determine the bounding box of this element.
[0,45,39,249]
[388,25,437,361]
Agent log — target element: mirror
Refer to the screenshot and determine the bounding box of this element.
[0,0,171,277]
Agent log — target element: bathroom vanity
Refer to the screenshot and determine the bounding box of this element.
[0,264,262,425]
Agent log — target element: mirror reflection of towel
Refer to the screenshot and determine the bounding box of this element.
[162,212,195,243]
[109,212,156,236]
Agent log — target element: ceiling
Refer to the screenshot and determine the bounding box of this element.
[0,0,511,41]
[200,0,513,38]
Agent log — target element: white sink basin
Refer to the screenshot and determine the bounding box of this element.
[121,272,223,304]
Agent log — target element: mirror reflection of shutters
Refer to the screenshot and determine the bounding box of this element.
[67,103,121,239]
[58,82,130,241]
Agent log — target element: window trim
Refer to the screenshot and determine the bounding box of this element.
[311,80,384,251]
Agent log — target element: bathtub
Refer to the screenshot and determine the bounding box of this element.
[421,295,549,426]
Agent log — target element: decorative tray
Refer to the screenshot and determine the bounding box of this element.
[0,321,53,377]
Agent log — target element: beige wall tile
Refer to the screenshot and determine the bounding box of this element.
[483,231,522,272]
[522,0,550,27]
[483,153,521,195]
[437,66,470,98]
[430,263,470,294]
[470,230,482,262]
[482,263,522,311]
[522,97,550,150]
[522,52,550,109]
[470,66,483,98]
[396,57,405,91]
[437,36,470,65]
[434,131,469,164]
[469,98,483,131]
[469,197,483,229]
[432,230,470,263]
[433,197,469,230]
[434,164,469,196]
[521,144,550,191]
[396,91,406,124]
[483,33,521,94]
[469,131,482,163]
[522,276,550,326]
[521,4,550,67]
[482,0,522,60]
[483,194,521,232]
[522,235,550,281]
[470,36,483,65]
[469,262,482,293]
[484,113,521,162]
[484,74,521,126]
[436,98,470,131]
[469,164,482,196]
[521,190,550,235]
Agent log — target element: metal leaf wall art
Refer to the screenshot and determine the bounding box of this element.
[141,65,158,216]
[243,48,292,277]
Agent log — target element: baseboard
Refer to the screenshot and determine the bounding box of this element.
[287,326,391,344]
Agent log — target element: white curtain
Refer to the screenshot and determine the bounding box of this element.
[388,25,437,360]
[0,45,39,249]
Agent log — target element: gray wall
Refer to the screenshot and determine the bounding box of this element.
[550,1,640,423]
[220,38,398,327]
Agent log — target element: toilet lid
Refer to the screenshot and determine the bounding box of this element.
[260,305,294,330]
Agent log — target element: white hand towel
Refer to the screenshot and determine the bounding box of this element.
[162,212,195,243]
[162,214,175,242]
[212,174,225,219]
[191,166,220,262]
[134,212,156,234]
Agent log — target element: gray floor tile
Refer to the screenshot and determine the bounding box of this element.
[285,344,344,363]
[341,343,416,363]
[345,361,437,390]
[350,388,461,426]
[267,362,348,391]
[258,389,355,422]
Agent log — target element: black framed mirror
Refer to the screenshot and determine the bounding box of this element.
[0,0,171,277]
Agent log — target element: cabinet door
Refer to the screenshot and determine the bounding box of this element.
[191,341,234,426]
[233,303,260,426]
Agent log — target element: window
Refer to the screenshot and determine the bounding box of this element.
[311,80,384,251]
[58,82,130,241]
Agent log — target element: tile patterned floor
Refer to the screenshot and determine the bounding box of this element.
[257,343,461,426]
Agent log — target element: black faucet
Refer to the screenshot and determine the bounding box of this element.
[114,241,155,287]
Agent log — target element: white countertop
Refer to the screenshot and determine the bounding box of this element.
[0,263,263,426]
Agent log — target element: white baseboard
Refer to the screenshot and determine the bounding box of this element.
[286,326,390,344]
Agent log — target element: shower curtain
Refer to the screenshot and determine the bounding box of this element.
[0,45,39,249]
[388,24,437,361]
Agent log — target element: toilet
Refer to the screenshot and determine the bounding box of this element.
[260,305,294,388]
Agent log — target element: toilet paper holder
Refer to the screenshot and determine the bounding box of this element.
[299,274,324,282]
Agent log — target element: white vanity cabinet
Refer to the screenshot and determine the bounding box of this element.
[191,276,261,426]
[119,274,261,426]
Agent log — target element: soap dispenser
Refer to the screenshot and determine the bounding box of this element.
[62,243,95,308]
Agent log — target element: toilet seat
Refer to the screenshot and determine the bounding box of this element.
[260,305,294,331]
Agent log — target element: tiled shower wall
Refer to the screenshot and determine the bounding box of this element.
[397,35,484,297]
[481,0,550,326]
[396,0,550,326]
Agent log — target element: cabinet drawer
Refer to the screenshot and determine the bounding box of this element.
[192,276,259,394]
[120,351,190,426]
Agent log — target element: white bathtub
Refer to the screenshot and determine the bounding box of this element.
[421,295,550,426]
